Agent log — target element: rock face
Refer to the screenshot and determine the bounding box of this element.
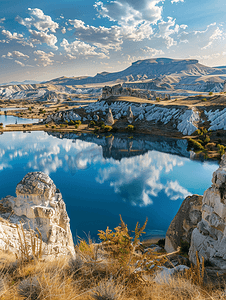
[105,108,114,126]
[189,155,226,269]
[0,172,75,258]
[102,84,170,101]
[165,195,202,253]
[127,106,133,124]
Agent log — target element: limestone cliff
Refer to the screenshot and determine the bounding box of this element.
[165,195,202,253]
[189,155,226,269]
[0,172,75,258]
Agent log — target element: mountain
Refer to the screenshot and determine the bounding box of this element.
[0,80,40,86]
[44,58,225,86]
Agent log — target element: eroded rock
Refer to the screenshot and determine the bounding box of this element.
[127,106,133,124]
[0,172,75,258]
[105,108,114,126]
[189,155,226,269]
[165,195,202,253]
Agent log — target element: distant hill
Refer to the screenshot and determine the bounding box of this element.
[0,80,40,86]
[44,58,224,86]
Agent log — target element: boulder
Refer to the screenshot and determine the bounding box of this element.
[127,106,133,124]
[165,195,202,253]
[189,155,226,269]
[105,108,114,126]
[0,172,75,258]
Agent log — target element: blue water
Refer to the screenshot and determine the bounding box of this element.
[0,115,41,126]
[0,131,218,243]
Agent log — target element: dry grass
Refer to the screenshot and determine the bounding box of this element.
[0,221,225,300]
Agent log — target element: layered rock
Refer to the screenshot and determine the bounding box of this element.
[189,155,226,269]
[105,108,114,126]
[102,84,170,101]
[127,106,134,124]
[165,195,202,253]
[0,172,75,258]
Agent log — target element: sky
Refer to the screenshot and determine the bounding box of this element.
[0,0,226,84]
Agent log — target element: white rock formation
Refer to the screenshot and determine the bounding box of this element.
[189,155,226,269]
[0,172,75,258]
[105,108,114,126]
[83,100,199,135]
[45,110,81,123]
[127,106,133,124]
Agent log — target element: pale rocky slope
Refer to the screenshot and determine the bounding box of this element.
[189,155,226,269]
[0,172,75,258]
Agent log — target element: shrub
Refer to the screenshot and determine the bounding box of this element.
[188,139,204,151]
[217,144,225,156]
[201,98,207,102]
[92,279,124,300]
[97,121,105,127]
[180,240,190,255]
[157,238,165,248]
[74,124,78,129]
[45,124,48,128]
[127,125,135,131]
[69,120,75,125]
[98,215,147,266]
[204,135,210,144]
[104,125,112,132]
[51,125,56,129]
[209,92,213,95]
[28,107,32,111]
[18,277,41,300]
[75,120,81,125]
[156,97,160,102]
[89,121,96,128]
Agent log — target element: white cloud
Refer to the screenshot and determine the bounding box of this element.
[29,29,58,49]
[171,0,184,3]
[60,38,108,58]
[15,60,25,67]
[33,50,54,66]
[16,8,59,32]
[165,180,190,200]
[94,0,163,25]
[0,18,5,23]
[2,29,23,40]
[157,17,179,48]
[202,27,224,50]
[69,19,122,51]
[141,46,164,56]
[61,27,66,34]
[2,51,29,60]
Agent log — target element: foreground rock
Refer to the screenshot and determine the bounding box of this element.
[0,172,75,258]
[165,195,202,253]
[189,155,226,269]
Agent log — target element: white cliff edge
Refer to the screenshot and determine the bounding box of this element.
[0,172,75,258]
[189,155,226,269]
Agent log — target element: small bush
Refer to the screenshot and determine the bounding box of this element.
[156,97,160,102]
[188,139,204,151]
[201,98,207,102]
[89,120,96,128]
[74,124,78,129]
[51,125,56,129]
[204,135,210,144]
[217,144,225,156]
[104,125,112,132]
[74,120,81,125]
[97,121,105,127]
[68,120,75,125]
[157,238,165,248]
[45,124,48,128]
[127,125,135,131]
[209,92,213,95]
[28,107,32,111]
[180,240,190,255]
[92,280,124,300]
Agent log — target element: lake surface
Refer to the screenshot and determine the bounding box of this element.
[0,131,218,243]
[0,115,41,126]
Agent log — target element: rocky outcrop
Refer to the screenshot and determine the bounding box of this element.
[165,195,202,253]
[102,84,170,101]
[189,155,226,269]
[45,109,81,123]
[105,108,114,126]
[0,172,75,258]
[127,106,133,124]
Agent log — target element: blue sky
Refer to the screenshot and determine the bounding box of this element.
[0,0,226,83]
